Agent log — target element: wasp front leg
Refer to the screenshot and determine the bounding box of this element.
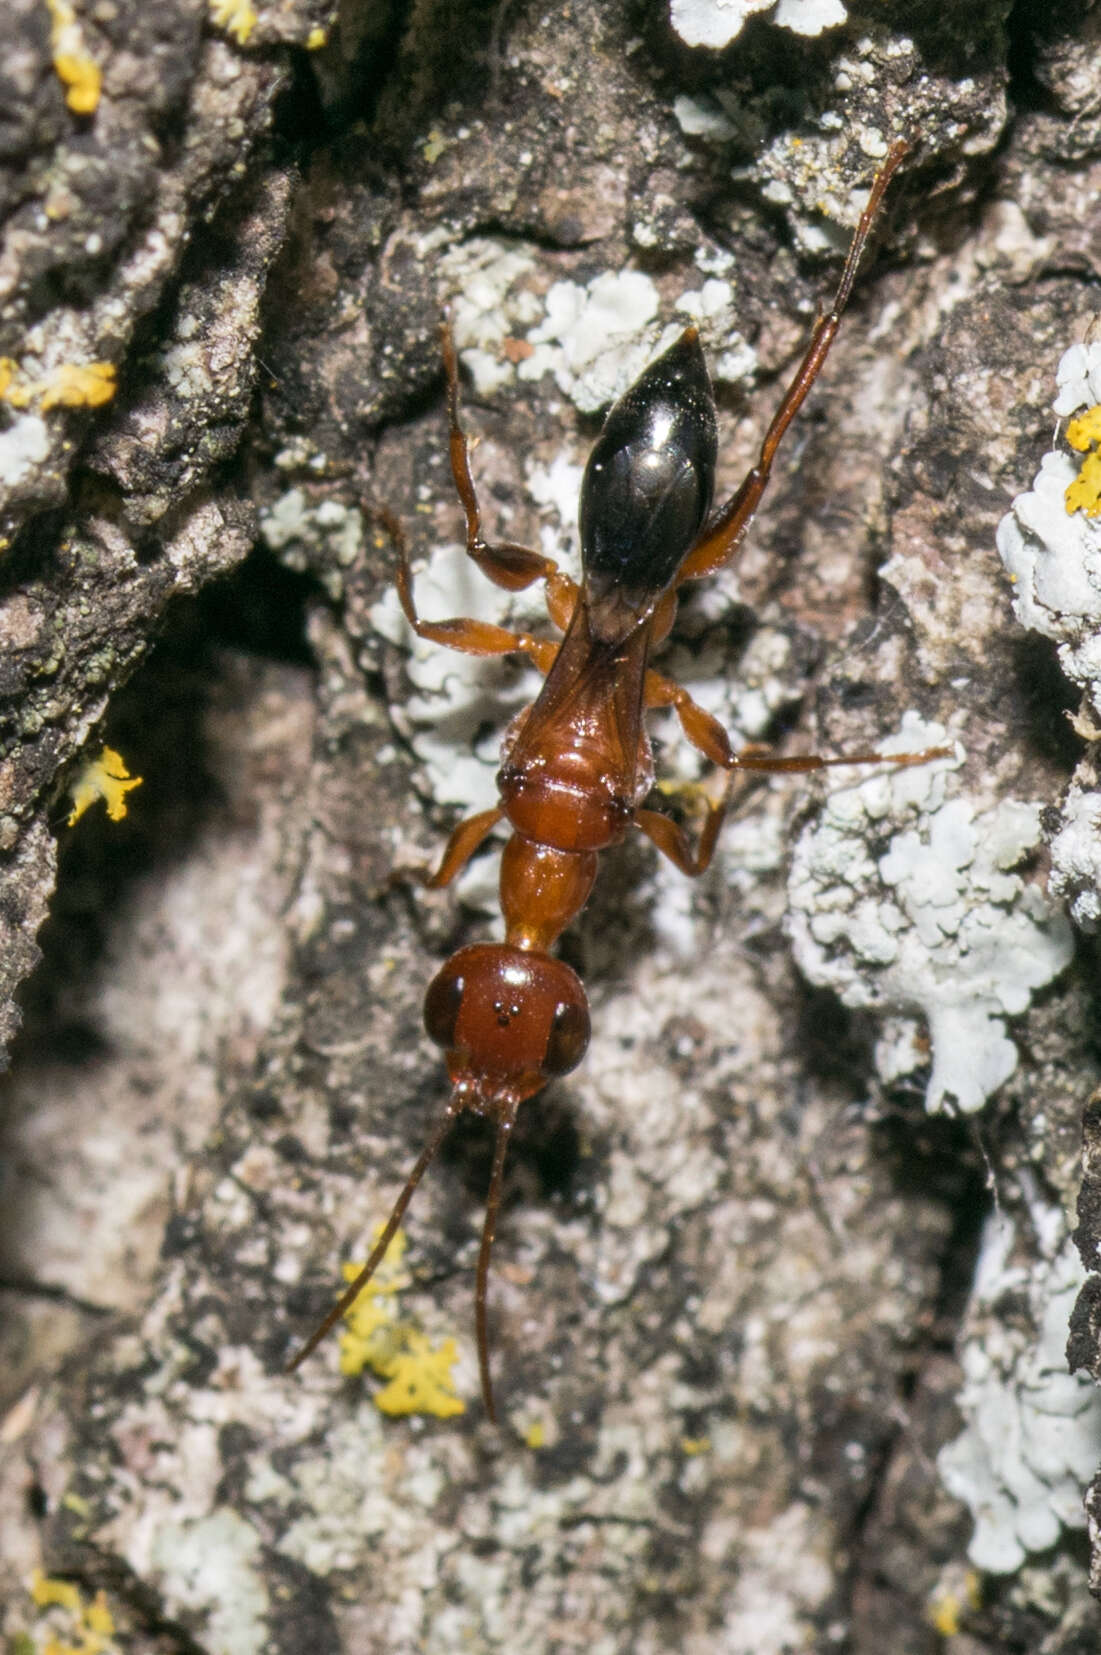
[377,503,560,670]
[441,321,578,632]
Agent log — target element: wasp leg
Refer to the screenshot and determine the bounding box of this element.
[636,779,732,878]
[726,742,952,774]
[442,321,578,630]
[638,735,950,879]
[378,504,559,670]
[646,661,949,784]
[645,666,737,767]
[424,806,506,889]
[676,140,908,588]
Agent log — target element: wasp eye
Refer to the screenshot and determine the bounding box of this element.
[424,964,464,1048]
[543,998,590,1077]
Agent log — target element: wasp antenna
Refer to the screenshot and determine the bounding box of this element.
[475,1103,520,1425]
[284,1100,460,1374]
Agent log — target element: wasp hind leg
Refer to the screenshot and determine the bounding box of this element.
[675,140,909,590]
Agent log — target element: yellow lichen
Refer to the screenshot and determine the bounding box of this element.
[373,1332,465,1418]
[39,362,117,410]
[1066,406,1101,452]
[305,24,326,47]
[0,357,116,411]
[209,0,258,45]
[338,1280,395,1375]
[926,1568,981,1638]
[523,1420,546,1449]
[422,129,447,164]
[1065,404,1101,517]
[30,1573,82,1615]
[82,1593,115,1640]
[0,357,35,408]
[27,1573,117,1655]
[1066,449,1101,518]
[67,747,142,826]
[928,1590,961,1637]
[680,1436,711,1456]
[53,51,101,114]
[337,1227,465,1418]
[45,0,101,115]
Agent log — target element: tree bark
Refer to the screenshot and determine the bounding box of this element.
[3,2,1101,1651]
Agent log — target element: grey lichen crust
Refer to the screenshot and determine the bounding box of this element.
[0,0,299,1059]
[4,1,1101,1653]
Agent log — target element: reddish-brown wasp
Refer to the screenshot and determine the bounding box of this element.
[288,139,946,1421]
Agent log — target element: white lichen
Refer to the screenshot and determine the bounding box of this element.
[1047,784,1101,931]
[674,278,759,388]
[993,342,1101,940]
[0,411,50,487]
[437,237,543,397]
[997,460,1101,723]
[148,1508,270,1654]
[260,485,363,599]
[786,714,1073,1113]
[997,340,1101,930]
[1051,339,1101,418]
[938,1215,1101,1573]
[520,271,668,413]
[672,93,737,140]
[670,0,846,49]
[997,341,1101,717]
[436,237,755,430]
[518,270,757,409]
[772,0,847,32]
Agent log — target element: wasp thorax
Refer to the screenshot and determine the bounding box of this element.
[424,942,590,1109]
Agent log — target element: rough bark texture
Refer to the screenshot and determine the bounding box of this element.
[2,1,1101,1652]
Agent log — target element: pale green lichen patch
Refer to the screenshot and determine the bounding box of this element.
[938,1216,1101,1572]
[437,238,542,398]
[259,486,363,599]
[370,533,548,864]
[148,1508,269,1653]
[519,271,666,413]
[98,1343,313,1651]
[786,714,1072,1112]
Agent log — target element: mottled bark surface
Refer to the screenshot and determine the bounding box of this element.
[2,1,1101,1651]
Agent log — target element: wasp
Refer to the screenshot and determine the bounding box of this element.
[288,139,946,1421]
